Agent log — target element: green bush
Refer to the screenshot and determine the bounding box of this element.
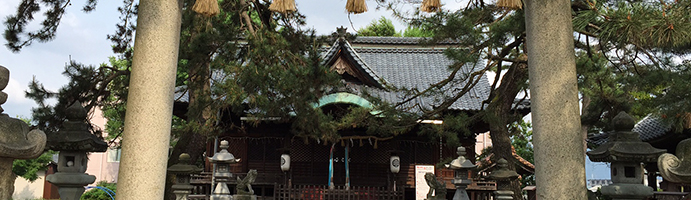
[81,181,116,200]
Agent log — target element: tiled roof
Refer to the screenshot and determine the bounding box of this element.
[477,146,535,175]
[352,47,490,111]
[587,114,673,146]
[352,36,459,45]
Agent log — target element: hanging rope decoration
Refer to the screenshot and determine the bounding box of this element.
[269,0,296,13]
[420,0,441,13]
[496,0,523,10]
[192,0,220,17]
[346,0,368,14]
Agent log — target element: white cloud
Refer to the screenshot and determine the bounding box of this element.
[5,77,29,104]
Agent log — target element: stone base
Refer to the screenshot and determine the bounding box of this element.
[210,194,233,200]
[452,188,470,200]
[601,183,653,200]
[233,194,257,200]
[46,172,96,200]
[494,190,514,200]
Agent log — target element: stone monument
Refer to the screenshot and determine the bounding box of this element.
[446,147,476,200]
[46,102,108,200]
[168,153,202,200]
[488,158,519,200]
[587,111,665,200]
[658,138,691,184]
[0,65,47,200]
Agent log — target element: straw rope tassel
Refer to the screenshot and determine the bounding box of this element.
[346,0,368,14]
[269,0,296,13]
[496,0,523,10]
[421,0,442,13]
[192,0,220,17]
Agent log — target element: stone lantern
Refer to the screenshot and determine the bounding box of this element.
[168,153,202,200]
[488,158,518,200]
[209,140,240,200]
[45,102,108,200]
[0,65,47,200]
[446,146,477,200]
[587,111,665,200]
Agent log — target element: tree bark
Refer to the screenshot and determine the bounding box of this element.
[487,61,529,199]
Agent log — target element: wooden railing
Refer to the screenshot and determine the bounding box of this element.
[274,184,404,200]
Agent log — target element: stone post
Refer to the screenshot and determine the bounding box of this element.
[0,65,47,200]
[524,0,586,198]
[45,102,108,200]
[446,147,476,200]
[115,0,182,199]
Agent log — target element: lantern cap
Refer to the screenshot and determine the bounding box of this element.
[168,153,203,174]
[46,101,107,152]
[587,112,665,163]
[488,158,519,181]
[447,147,476,169]
[209,140,241,163]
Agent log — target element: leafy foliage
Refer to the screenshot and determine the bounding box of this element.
[12,151,55,182]
[358,17,401,37]
[509,120,533,186]
[81,181,117,200]
[572,0,691,134]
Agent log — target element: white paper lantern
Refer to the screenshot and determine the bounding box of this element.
[281,154,291,172]
[390,156,400,173]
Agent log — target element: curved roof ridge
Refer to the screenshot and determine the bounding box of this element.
[352,36,459,45]
[341,40,388,88]
[353,48,446,54]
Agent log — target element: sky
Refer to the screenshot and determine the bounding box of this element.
[0,0,610,179]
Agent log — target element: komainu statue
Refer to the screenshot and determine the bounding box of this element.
[425,172,446,200]
[236,169,257,195]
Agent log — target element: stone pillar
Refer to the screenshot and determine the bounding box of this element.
[524,0,586,199]
[115,0,182,199]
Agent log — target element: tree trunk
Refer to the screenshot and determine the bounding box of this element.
[487,61,529,199]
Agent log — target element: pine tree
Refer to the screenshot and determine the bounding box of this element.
[377,0,691,198]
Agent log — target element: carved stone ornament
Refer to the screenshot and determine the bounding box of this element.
[659,138,691,183]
